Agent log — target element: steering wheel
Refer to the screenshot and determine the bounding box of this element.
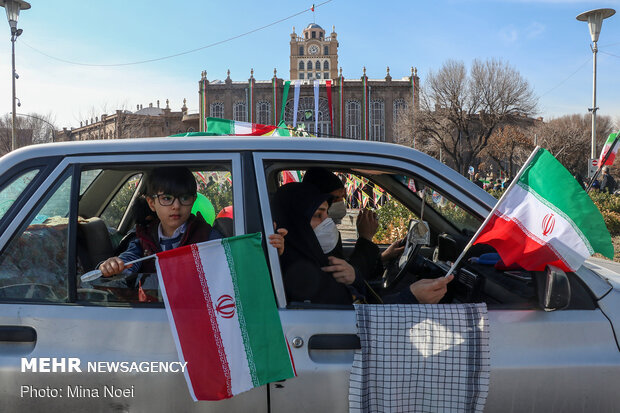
[381,220,428,291]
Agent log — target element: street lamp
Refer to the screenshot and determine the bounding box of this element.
[0,0,30,151]
[576,8,615,176]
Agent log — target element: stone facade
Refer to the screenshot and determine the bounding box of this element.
[290,24,339,81]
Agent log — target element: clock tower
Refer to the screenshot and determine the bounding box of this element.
[290,23,339,81]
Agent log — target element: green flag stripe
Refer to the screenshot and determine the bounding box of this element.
[206,118,235,135]
[518,148,613,258]
[224,233,294,385]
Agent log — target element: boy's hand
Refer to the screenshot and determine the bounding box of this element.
[268,228,288,256]
[322,256,356,285]
[409,274,454,304]
[99,257,131,277]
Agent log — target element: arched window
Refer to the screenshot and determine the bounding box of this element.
[324,45,329,55]
[316,61,321,70]
[324,72,330,79]
[346,100,361,140]
[210,102,224,119]
[256,101,272,125]
[233,101,247,122]
[323,60,329,70]
[307,61,313,70]
[369,99,385,142]
[299,61,305,70]
[299,46,304,56]
[393,99,407,124]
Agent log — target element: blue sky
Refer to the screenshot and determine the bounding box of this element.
[0,0,618,128]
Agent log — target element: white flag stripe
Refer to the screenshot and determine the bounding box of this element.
[496,184,590,270]
[233,122,254,134]
[198,241,254,395]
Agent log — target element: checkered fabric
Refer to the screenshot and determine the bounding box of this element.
[349,303,490,413]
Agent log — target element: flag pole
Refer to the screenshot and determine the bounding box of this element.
[444,146,541,277]
[586,133,620,192]
[80,254,157,283]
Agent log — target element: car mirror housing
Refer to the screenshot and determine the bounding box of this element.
[537,265,571,311]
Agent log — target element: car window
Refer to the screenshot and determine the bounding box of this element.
[80,169,102,195]
[79,164,235,305]
[100,173,142,229]
[0,173,71,302]
[0,169,39,221]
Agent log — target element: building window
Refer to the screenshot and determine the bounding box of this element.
[307,61,313,70]
[312,31,316,38]
[393,99,407,125]
[323,60,329,70]
[210,102,224,119]
[316,73,321,79]
[299,73,305,79]
[324,72,329,79]
[308,73,313,79]
[299,61,305,70]
[256,101,272,125]
[369,99,385,142]
[299,46,304,56]
[305,32,308,39]
[233,101,247,122]
[316,61,321,70]
[346,100,361,140]
[319,32,323,39]
[324,45,329,55]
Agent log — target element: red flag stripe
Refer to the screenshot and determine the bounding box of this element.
[158,245,232,400]
[474,213,571,272]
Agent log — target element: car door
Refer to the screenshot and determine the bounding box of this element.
[0,150,268,412]
[254,148,620,413]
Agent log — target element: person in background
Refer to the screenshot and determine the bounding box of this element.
[601,166,617,194]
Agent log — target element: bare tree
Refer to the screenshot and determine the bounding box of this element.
[414,59,538,174]
[481,124,536,178]
[0,113,57,155]
[536,114,614,176]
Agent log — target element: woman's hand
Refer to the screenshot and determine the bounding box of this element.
[99,256,131,277]
[357,209,378,241]
[381,238,405,262]
[409,275,454,304]
[322,256,356,285]
[268,228,288,256]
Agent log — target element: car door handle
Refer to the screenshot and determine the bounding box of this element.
[0,326,37,343]
[308,334,360,350]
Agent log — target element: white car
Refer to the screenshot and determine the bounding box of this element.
[1,137,619,412]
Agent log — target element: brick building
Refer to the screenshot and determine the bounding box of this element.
[198,23,419,142]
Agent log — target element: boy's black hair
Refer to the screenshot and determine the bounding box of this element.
[144,166,197,196]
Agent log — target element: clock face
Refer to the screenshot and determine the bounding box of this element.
[308,45,319,55]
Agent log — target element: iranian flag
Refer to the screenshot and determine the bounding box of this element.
[598,132,619,166]
[473,148,613,272]
[282,170,302,184]
[156,233,296,401]
[206,117,278,136]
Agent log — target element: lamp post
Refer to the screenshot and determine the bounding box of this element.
[0,0,30,151]
[576,8,615,176]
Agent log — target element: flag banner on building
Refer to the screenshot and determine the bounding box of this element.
[272,78,278,126]
[474,147,613,272]
[293,80,301,127]
[339,75,344,135]
[313,80,320,134]
[598,132,619,166]
[248,78,254,124]
[279,81,291,124]
[155,233,296,401]
[349,304,490,413]
[326,80,334,134]
[205,118,279,136]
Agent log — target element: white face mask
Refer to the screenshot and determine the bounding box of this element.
[328,201,347,224]
[313,217,339,254]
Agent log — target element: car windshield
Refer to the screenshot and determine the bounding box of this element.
[394,174,482,234]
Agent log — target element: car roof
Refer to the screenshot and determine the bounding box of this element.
[0,136,497,210]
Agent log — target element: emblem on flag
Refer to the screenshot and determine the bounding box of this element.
[542,213,555,237]
[216,294,236,319]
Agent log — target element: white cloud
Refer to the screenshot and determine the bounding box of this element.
[500,25,520,44]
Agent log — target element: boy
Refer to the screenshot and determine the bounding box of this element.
[99,166,285,277]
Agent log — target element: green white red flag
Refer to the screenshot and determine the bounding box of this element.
[205,117,278,136]
[474,148,613,272]
[598,132,619,166]
[156,233,296,401]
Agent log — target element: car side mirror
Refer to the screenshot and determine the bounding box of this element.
[537,265,571,311]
